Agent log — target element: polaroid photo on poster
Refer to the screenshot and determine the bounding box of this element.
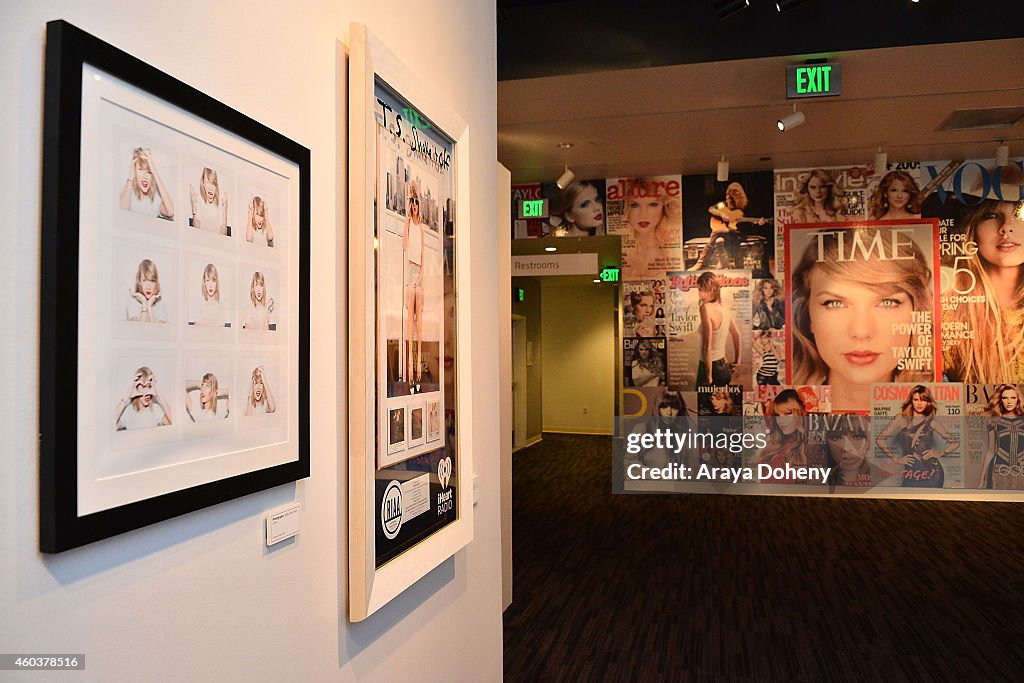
[39,21,309,553]
[181,351,234,436]
[425,399,442,443]
[111,123,179,236]
[184,251,235,330]
[237,173,285,251]
[111,239,180,337]
[109,350,178,454]
[409,399,425,448]
[238,264,281,334]
[387,405,407,455]
[237,354,284,427]
[182,153,235,241]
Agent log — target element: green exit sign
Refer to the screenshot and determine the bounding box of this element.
[518,198,548,219]
[599,267,620,283]
[787,63,841,99]
[515,287,525,302]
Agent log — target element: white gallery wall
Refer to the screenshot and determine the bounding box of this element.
[0,0,502,680]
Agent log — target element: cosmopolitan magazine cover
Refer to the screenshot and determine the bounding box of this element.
[870,383,963,489]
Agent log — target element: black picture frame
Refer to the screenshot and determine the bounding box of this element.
[40,20,310,553]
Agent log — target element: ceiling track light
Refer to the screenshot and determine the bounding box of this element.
[776,105,805,132]
[717,155,729,182]
[556,165,575,189]
[996,140,1010,167]
[555,142,575,189]
[775,0,809,12]
[874,146,888,173]
[714,0,750,20]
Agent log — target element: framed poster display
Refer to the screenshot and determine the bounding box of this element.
[39,21,311,553]
[348,22,474,621]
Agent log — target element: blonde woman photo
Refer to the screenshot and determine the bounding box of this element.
[194,263,222,327]
[979,383,1024,489]
[869,170,923,221]
[245,366,277,416]
[403,181,427,386]
[875,385,958,488]
[126,258,166,323]
[696,272,740,387]
[114,366,171,430]
[620,178,683,279]
[790,169,846,223]
[243,271,274,330]
[184,372,230,422]
[789,226,934,412]
[942,171,1024,383]
[756,388,808,469]
[190,167,229,235]
[692,182,766,270]
[246,195,275,246]
[119,147,173,219]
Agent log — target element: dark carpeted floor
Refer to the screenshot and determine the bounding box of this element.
[503,433,1024,682]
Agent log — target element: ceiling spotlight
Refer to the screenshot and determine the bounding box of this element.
[996,141,1010,167]
[775,0,808,12]
[556,166,575,189]
[776,106,805,132]
[715,0,749,20]
[545,246,557,252]
[717,155,729,182]
[593,278,602,283]
[874,147,888,173]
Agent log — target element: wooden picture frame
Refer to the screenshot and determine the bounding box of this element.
[348,22,474,621]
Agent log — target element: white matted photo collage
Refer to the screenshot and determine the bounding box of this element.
[75,65,300,516]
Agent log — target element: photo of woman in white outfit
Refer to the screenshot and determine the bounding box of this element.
[114,366,171,430]
[244,366,277,415]
[246,195,275,246]
[404,181,426,387]
[119,147,174,220]
[126,258,166,323]
[190,167,229,235]
[242,271,274,330]
[184,372,229,421]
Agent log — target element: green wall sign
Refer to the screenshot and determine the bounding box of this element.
[786,63,841,99]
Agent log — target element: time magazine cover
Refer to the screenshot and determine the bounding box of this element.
[783,220,942,413]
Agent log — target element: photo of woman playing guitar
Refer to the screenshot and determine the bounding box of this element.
[691,181,771,270]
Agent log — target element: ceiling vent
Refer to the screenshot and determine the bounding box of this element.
[936,107,1024,131]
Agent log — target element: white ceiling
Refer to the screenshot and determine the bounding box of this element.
[497,38,1024,183]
